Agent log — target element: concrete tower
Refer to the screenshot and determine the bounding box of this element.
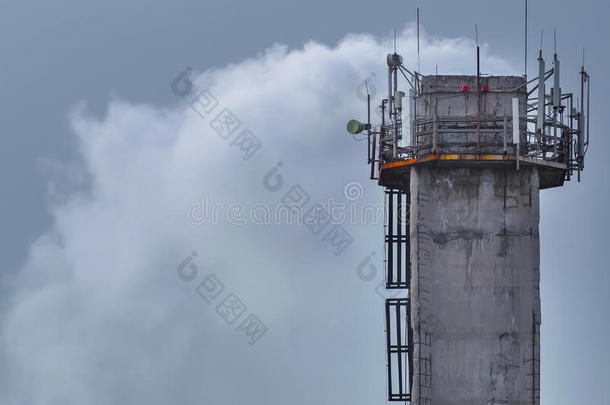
[347,52,590,404]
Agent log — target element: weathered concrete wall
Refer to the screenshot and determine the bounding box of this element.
[415,75,527,155]
[410,166,541,405]
[418,75,526,118]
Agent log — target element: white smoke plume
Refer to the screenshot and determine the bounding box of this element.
[0,26,513,404]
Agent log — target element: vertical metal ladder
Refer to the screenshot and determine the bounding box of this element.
[384,188,412,402]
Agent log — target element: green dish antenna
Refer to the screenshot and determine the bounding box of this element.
[346,119,365,134]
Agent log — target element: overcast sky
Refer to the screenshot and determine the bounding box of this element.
[1,1,608,404]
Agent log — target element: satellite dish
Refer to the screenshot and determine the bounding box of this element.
[347,119,365,134]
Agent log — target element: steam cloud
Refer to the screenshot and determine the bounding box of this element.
[0,26,513,404]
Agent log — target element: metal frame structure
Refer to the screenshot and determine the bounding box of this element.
[385,297,411,402]
[527,311,541,403]
[360,48,590,188]
[384,187,412,402]
[385,188,409,289]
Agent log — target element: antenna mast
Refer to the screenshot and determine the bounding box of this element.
[476,24,481,152]
[525,0,528,77]
[417,8,420,73]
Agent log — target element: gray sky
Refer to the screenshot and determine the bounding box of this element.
[1,0,608,404]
